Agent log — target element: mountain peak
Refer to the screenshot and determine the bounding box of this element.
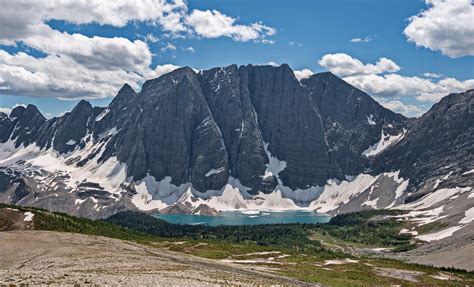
[9,105,26,119]
[72,100,92,112]
[141,66,198,93]
[108,83,137,109]
[163,66,196,79]
[302,71,344,85]
[23,104,45,121]
[118,83,135,94]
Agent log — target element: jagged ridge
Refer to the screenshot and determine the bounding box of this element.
[0,64,472,222]
[0,64,405,194]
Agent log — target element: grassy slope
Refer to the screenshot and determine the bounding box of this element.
[0,203,153,242]
[1,203,472,286]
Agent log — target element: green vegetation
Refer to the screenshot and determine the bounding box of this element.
[2,203,412,252]
[106,209,415,252]
[0,203,154,242]
[34,210,156,242]
[106,211,336,255]
[322,209,414,251]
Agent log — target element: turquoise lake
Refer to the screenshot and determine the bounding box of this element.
[154,210,331,226]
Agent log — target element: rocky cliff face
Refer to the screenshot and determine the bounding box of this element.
[373,90,474,201]
[1,105,46,147]
[0,64,471,219]
[302,72,407,177]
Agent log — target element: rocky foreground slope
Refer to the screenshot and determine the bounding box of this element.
[1,230,310,286]
[0,64,472,243]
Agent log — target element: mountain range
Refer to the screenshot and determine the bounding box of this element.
[0,64,472,242]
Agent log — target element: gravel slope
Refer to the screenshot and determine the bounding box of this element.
[0,230,317,286]
[394,224,474,272]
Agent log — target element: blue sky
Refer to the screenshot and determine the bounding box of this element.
[0,0,472,117]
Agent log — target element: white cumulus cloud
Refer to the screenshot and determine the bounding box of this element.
[185,9,275,42]
[152,64,181,79]
[423,72,442,78]
[0,1,274,100]
[0,107,12,115]
[345,73,474,103]
[0,50,182,100]
[318,52,474,116]
[0,0,189,45]
[404,0,474,58]
[374,98,425,117]
[318,53,400,77]
[265,61,280,67]
[293,69,314,81]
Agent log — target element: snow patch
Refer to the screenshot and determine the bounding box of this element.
[75,198,86,205]
[237,251,281,256]
[394,206,446,226]
[459,207,474,224]
[416,226,463,242]
[65,139,76,145]
[362,129,405,157]
[132,175,188,211]
[263,142,286,182]
[367,114,376,125]
[95,108,109,121]
[23,211,34,222]
[323,259,358,265]
[400,187,471,210]
[386,171,409,208]
[362,197,379,208]
[462,169,474,176]
[0,139,21,160]
[257,189,300,210]
[205,167,225,177]
[310,174,379,213]
[207,184,249,210]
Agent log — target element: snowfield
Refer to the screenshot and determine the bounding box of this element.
[0,130,128,195]
[416,226,464,242]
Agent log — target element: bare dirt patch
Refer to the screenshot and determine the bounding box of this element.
[374,267,424,282]
[0,208,34,231]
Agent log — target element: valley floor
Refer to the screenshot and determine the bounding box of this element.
[0,230,314,286]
